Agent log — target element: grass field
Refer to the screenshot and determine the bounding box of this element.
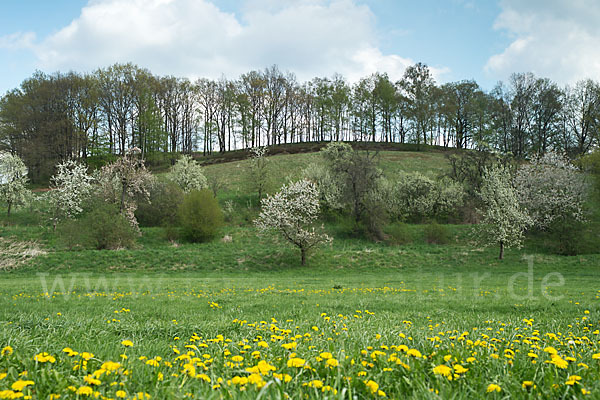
[1,148,600,399]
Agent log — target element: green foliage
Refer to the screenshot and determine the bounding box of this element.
[178,189,224,243]
[383,222,412,245]
[424,222,450,244]
[57,201,137,250]
[136,180,184,227]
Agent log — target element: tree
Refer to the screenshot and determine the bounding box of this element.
[96,147,152,231]
[169,155,208,193]
[320,142,384,237]
[514,152,588,230]
[249,146,270,201]
[478,165,531,259]
[0,152,29,216]
[256,179,331,265]
[47,160,94,229]
[400,63,436,146]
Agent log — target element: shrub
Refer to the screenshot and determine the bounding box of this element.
[136,180,184,227]
[169,155,208,193]
[178,189,224,242]
[424,222,450,245]
[57,201,137,250]
[384,222,412,245]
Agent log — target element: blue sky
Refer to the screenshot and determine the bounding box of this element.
[1,0,598,94]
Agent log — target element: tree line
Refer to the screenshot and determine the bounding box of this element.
[1,62,599,182]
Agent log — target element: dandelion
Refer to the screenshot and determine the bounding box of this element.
[116,390,127,398]
[287,357,306,368]
[487,383,501,393]
[365,380,379,394]
[76,386,93,396]
[121,340,133,347]
[432,365,452,378]
[11,380,34,391]
[1,346,13,357]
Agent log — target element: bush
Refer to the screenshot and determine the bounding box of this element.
[57,202,137,250]
[178,189,224,242]
[136,181,184,227]
[384,222,412,245]
[424,222,450,245]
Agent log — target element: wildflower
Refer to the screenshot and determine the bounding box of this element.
[33,352,56,363]
[287,358,306,368]
[76,386,93,396]
[487,383,501,393]
[121,340,133,347]
[326,358,339,368]
[11,380,34,391]
[307,380,323,389]
[257,341,269,348]
[566,375,582,386]
[282,342,297,350]
[522,381,535,390]
[230,355,244,362]
[116,390,127,398]
[365,380,379,394]
[407,349,422,358]
[549,354,568,369]
[1,346,13,357]
[246,360,276,375]
[80,352,94,361]
[319,352,333,359]
[84,375,101,385]
[432,365,452,378]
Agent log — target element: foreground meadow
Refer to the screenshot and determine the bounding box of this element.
[1,259,600,399]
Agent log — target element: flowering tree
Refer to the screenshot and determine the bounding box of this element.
[169,155,208,193]
[514,152,588,230]
[256,179,331,265]
[478,165,531,259]
[47,160,94,229]
[96,148,152,231]
[0,152,29,216]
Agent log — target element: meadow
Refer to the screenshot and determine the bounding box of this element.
[1,149,600,399]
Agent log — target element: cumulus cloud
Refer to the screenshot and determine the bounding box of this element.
[5,0,444,83]
[485,0,600,84]
[0,32,36,50]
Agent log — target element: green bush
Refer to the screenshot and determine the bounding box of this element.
[57,202,137,250]
[178,189,224,243]
[384,222,412,245]
[424,222,450,245]
[136,181,184,227]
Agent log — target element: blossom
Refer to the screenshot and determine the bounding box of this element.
[287,358,306,368]
[432,365,452,378]
[1,346,13,357]
[121,340,133,347]
[487,383,501,393]
[11,380,34,391]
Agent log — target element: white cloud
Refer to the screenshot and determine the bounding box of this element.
[485,0,600,85]
[6,0,442,83]
[0,32,36,50]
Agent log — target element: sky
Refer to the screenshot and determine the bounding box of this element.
[1,0,599,94]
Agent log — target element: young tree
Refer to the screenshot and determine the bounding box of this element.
[0,152,29,216]
[478,165,531,259]
[249,146,270,201]
[320,142,383,232]
[47,160,94,229]
[97,147,152,231]
[256,179,331,266]
[169,155,208,193]
[514,152,588,230]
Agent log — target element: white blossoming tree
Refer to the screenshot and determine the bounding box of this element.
[96,147,152,231]
[47,160,94,229]
[256,179,331,266]
[514,152,588,230]
[0,152,29,216]
[169,155,208,193]
[478,165,531,260]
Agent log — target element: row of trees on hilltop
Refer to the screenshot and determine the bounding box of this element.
[1,62,600,182]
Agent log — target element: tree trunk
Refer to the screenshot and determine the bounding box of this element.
[301,247,306,266]
[7,201,12,217]
[499,241,504,260]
